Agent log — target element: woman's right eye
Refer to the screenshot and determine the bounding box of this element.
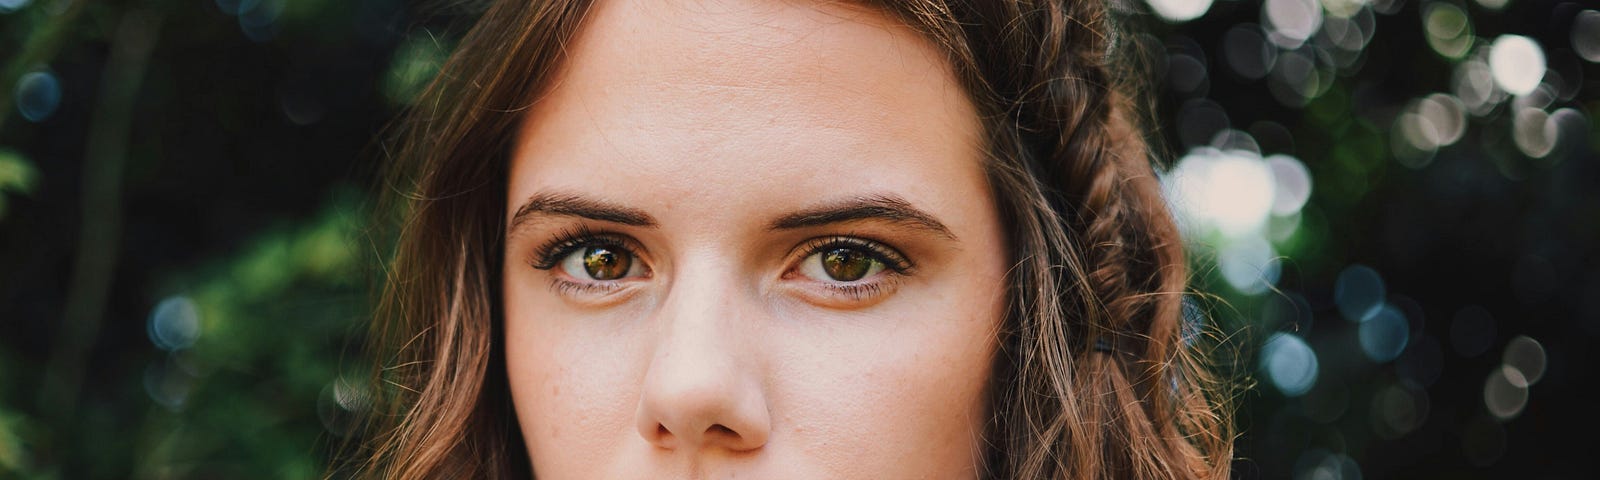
[556,245,646,281]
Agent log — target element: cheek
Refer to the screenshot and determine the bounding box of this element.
[775,266,1007,475]
[503,284,645,472]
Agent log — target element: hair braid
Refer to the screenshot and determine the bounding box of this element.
[949,0,1229,478]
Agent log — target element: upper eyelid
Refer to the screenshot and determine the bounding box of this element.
[528,231,646,270]
[793,235,915,273]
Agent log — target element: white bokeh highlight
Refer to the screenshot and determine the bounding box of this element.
[1146,0,1213,23]
[1489,35,1547,96]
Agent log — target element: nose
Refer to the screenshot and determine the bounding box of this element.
[635,271,771,453]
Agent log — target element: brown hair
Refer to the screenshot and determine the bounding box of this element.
[350,0,1234,478]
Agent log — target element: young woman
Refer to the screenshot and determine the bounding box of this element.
[354,0,1233,478]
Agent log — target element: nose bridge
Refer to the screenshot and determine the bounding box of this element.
[661,254,747,338]
[652,271,743,389]
[635,256,770,451]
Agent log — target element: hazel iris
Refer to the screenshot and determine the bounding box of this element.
[582,246,630,280]
[821,247,875,281]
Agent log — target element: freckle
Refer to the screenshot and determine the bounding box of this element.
[551,384,561,397]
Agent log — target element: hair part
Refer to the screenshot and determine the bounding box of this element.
[347,1,1235,478]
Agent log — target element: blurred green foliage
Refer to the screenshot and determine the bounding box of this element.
[131,193,366,478]
[3,192,368,478]
[1,0,410,477]
[0,148,38,219]
[383,33,451,106]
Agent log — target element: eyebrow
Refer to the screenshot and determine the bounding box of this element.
[768,195,956,240]
[508,192,657,234]
[508,191,955,241]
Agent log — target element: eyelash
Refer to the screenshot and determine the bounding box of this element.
[527,226,638,270]
[792,235,915,274]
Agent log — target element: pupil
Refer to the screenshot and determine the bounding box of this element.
[822,248,871,281]
[583,246,628,280]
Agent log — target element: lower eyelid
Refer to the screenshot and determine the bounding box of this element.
[828,283,879,296]
[810,273,900,300]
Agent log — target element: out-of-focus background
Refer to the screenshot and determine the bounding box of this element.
[0,0,1593,478]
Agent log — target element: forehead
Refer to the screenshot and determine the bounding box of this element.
[510,0,983,216]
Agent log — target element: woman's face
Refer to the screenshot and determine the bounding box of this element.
[502,0,1008,477]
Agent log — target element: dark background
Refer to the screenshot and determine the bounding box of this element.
[1,0,1594,478]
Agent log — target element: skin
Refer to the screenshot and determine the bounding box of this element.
[502,0,1009,477]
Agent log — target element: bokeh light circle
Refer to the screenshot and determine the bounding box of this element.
[0,0,31,13]
[1219,235,1280,295]
[1454,51,1507,117]
[1512,107,1556,158]
[14,70,62,122]
[1320,7,1375,54]
[1423,3,1473,59]
[1293,449,1362,480]
[1371,383,1429,439]
[1164,147,1279,239]
[1211,129,1260,155]
[1397,110,1440,154]
[1489,35,1547,96]
[147,296,202,351]
[1321,0,1370,19]
[1222,24,1276,80]
[1473,0,1509,10]
[1263,0,1323,49]
[1575,10,1600,63]
[1484,365,1529,421]
[1335,264,1385,323]
[1167,52,1209,96]
[1501,335,1547,387]
[1205,151,1275,236]
[317,375,373,436]
[1545,108,1589,160]
[1260,332,1319,397]
[1417,94,1467,147]
[1266,154,1312,216]
[143,356,193,410]
[1359,305,1410,363]
[1145,0,1213,23]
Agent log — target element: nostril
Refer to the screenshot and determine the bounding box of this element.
[705,424,741,445]
[657,424,671,438]
[704,424,762,451]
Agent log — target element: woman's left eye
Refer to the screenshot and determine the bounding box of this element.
[799,247,887,282]
[557,245,645,281]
